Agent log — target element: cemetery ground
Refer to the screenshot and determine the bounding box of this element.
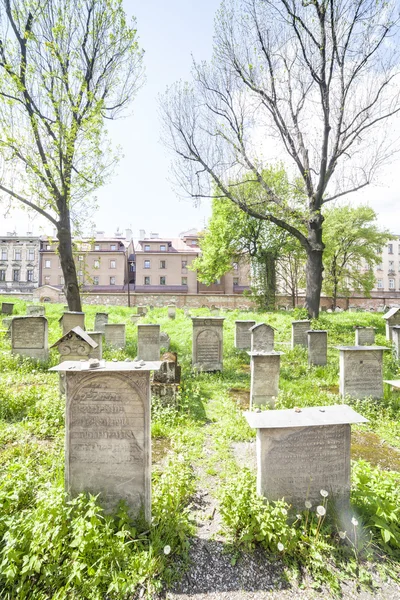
[0,299,399,599]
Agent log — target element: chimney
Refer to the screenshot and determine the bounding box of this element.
[139,229,145,239]
[125,228,132,241]
[96,231,105,240]
[150,232,159,239]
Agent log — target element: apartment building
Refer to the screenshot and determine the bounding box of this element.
[39,231,132,291]
[373,235,400,293]
[0,232,41,292]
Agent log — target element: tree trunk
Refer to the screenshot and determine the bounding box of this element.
[304,213,324,318]
[57,214,82,312]
[263,251,277,310]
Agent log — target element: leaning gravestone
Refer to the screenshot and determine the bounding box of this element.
[250,323,275,353]
[392,326,400,360]
[191,317,225,371]
[291,320,311,348]
[87,332,103,360]
[354,326,376,346]
[234,320,256,350]
[307,330,327,366]
[245,405,367,510]
[11,316,48,361]
[94,312,108,333]
[137,324,161,361]
[26,305,45,317]
[59,311,85,335]
[104,324,126,348]
[249,351,283,408]
[160,331,170,351]
[167,305,176,320]
[338,346,388,399]
[49,359,161,520]
[383,307,400,341]
[51,326,98,362]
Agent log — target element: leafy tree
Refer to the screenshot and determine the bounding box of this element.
[322,206,390,308]
[161,0,400,317]
[0,0,144,310]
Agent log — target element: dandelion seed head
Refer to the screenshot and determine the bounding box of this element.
[163,545,171,555]
[351,517,358,527]
[320,489,329,498]
[277,542,284,552]
[316,505,326,516]
[305,500,312,509]
[339,531,346,539]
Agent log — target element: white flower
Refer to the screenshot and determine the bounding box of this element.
[305,500,312,509]
[316,505,326,517]
[351,517,358,527]
[296,514,302,520]
[320,489,329,498]
[339,531,346,539]
[277,542,284,552]
[281,508,287,516]
[163,545,171,555]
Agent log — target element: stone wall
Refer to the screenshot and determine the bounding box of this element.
[80,292,255,309]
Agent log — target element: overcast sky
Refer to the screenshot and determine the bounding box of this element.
[2,0,400,238]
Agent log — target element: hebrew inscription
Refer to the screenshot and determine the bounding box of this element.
[12,317,44,349]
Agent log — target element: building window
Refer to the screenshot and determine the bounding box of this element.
[233,277,239,285]
[44,275,50,284]
[144,260,150,269]
[110,260,116,269]
[389,260,394,269]
[214,279,221,285]
[60,276,64,285]
[160,260,166,269]
[233,262,238,270]
[45,260,51,268]
[160,245,166,252]
[388,243,393,254]
[110,276,116,285]
[94,244,100,251]
[78,255,83,261]
[94,260,100,269]
[160,276,166,285]
[14,249,21,260]
[93,276,99,285]
[144,244,150,251]
[377,278,383,289]
[0,270,5,281]
[110,244,116,251]
[389,278,395,289]
[46,244,51,250]
[377,264,383,270]
[27,249,35,260]
[191,240,196,246]
[27,269,34,282]
[1,249,7,260]
[182,260,187,268]
[144,276,150,285]
[181,277,187,285]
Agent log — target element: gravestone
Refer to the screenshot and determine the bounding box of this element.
[167,305,176,320]
[291,320,311,348]
[26,305,45,317]
[51,326,98,362]
[383,307,400,341]
[87,332,103,360]
[245,405,367,510]
[137,324,160,361]
[250,323,275,353]
[1,302,14,315]
[50,360,161,520]
[94,313,108,333]
[137,306,147,316]
[2,317,13,337]
[307,330,327,366]
[152,352,181,404]
[131,314,140,325]
[11,316,48,361]
[104,324,126,348]
[392,326,400,360]
[249,351,283,408]
[210,306,219,316]
[59,311,85,335]
[160,331,170,351]
[234,320,256,350]
[354,327,376,346]
[338,346,388,399]
[191,317,225,371]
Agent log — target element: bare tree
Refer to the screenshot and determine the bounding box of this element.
[161,0,400,316]
[0,0,144,310]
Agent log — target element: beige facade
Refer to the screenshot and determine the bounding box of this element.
[373,236,400,293]
[0,233,40,292]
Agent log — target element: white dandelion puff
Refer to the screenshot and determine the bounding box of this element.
[305,500,312,509]
[351,517,358,527]
[316,505,326,517]
[320,489,329,498]
[339,531,346,539]
[277,542,284,552]
[163,545,171,555]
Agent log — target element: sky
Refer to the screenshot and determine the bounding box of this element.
[2,0,400,238]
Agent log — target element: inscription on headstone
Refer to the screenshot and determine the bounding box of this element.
[355,327,375,346]
[137,324,160,361]
[249,351,283,408]
[234,320,256,350]
[338,346,387,399]
[11,316,48,361]
[250,323,275,353]
[307,330,327,366]
[192,317,224,371]
[291,320,311,348]
[104,324,126,348]
[94,313,108,333]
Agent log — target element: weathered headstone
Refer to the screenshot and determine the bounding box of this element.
[104,324,126,348]
[245,405,367,510]
[291,320,311,348]
[338,346,388,399]
[191,317,225,371]
[307,330,327,366]
[160,331,170,351]
[383,307,400,341]
[49,360,161,520]
[210,306,219,316]
[1,302,14,315]
[137,306,147,316]
[137,324,160,361]
[51,326,98,362]
[2,317,13,337]
[234,320,256,350]
[11,316,48,361]
[131,314,141,325]
[250,323,275,353]
[392,326,400,360]
[249,351,283,408]
[152,352,181,404]
[59,311,85,335]
[167,305,176,320]
[94,313,108,333]
[26,305,45,317]
[87,332,103,360]
[354,327,376,346]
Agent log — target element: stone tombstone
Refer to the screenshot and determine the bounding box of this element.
[137,324,160,361]
[51,326,98,362]
[153,352,181,384]
[392,326,400,360]
[210,306,220,316]
[59,311,85,335]
[383,307,400,341]
[50,360,161,520]
[94,313,108,333]
[245,405,367,510]
[191,317,225,371]
[291,320,311,348]
[234,320,256,350]
[130,314,140,325]
[87,332,103,360]
[1,302,14,315]
[26,305,45,317]
[249,351,283,408]
[160,331,171,351]
[104,323,126,348]
[167,305,176,320]
[338,346,388,399]
[137,306,147,316]
[250,323,275,353]
[2,317,13,336]
[11,316,48,361]
[354,327,376,346]
[307,330,327,366]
